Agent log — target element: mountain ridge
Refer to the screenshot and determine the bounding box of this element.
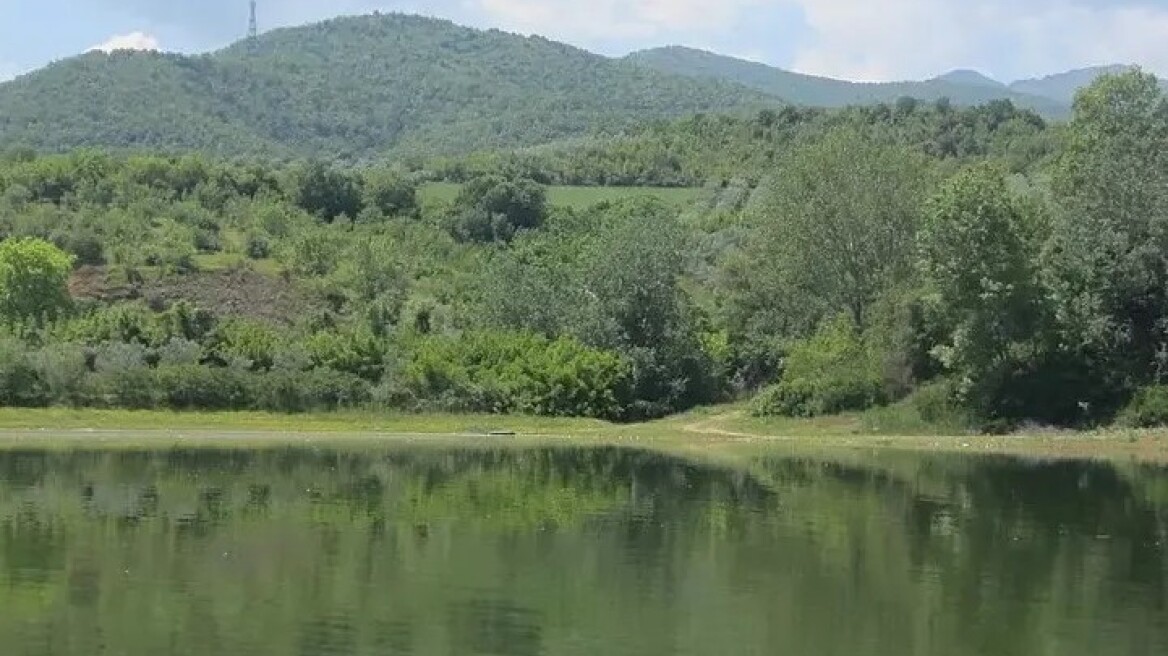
[0,13,1153,159]
[0,14,775,159]
[624,46,1141,116]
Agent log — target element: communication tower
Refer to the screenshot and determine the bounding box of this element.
[248,1,258,40]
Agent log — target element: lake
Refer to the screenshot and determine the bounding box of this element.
[1,444,1166,655]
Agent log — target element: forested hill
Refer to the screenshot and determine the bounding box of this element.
[0,14,774,160]
[625,46,1116,117]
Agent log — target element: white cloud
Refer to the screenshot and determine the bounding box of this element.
[470,0,1168,81]
[787,0,1168,81]
[90,31,161,53]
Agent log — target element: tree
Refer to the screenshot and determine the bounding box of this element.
[728,128,936,339]
[0,238,75,325]
[285,161,363,222]
[362,171,418,219]
[449,175,547,243]
[918,165,1043,413]
[1043,70,1168,393]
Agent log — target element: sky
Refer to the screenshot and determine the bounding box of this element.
[1,0,1167,83]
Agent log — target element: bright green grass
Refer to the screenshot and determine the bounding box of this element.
[0,407,1162,462]
[420,183,704,210]
[0,408,610,435]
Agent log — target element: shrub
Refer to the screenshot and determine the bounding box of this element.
[401,331,630,419]
[212,319,282,371]
[193,228,221,253]
[30,343,89,405]
[57,303,160,346]
[0,337,49,406]
[155,365,253,410]
[88,342,157,408]
[751,316,884,418]
[305,327,387,381]
[244,233,271,259]
[155,338,204,367]
[57,229,106,266]
[860,380,973,435]
[252,368,371,412]
[1118,386,1168,428]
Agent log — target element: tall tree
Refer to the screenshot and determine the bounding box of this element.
[918,165,1042,411]
[728,128,936,338]
[1043,70,1168,389]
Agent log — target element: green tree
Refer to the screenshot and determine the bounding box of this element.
[1043,70,1168,395]
[362,171,418,218]
[735,129,936,333]
[0,238,75,325]
[722,129,937,386]
[285,161,363,222]
[449,175,548,243]
[918,165,1043,413]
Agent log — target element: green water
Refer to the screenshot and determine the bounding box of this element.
[1,446,1166,656]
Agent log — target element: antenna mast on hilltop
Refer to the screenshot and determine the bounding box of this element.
[248,1,258,40]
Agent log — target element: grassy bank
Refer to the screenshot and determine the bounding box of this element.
[0,407,1166,463]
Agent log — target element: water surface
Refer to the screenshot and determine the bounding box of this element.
[1,445,1165,655]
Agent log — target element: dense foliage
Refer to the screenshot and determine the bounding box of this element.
[0,70,1166,430]
[432,99,1055,187]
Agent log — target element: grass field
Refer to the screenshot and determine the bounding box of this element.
[420,183,705,210]
[0,406,1165,463]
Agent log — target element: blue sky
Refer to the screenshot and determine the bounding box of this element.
[2,0,1167,83]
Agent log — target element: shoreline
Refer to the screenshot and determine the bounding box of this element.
[0,407,1164,463]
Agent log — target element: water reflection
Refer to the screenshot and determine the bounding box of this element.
[0,446,1165,655]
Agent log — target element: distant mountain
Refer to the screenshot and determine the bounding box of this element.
[1008,65,1135,105]
[935,69,1004,89]
[0,14,773,159]
[626,47,1071,116]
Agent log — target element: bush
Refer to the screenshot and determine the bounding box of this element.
[860,380,973,435]
[193,229,221,253]
[155,365,253,410]
[212,319,282,371]
[1118,386,1168,428]
[30,343,90,405]
[155,361,253,408]
[88,342,157,409]
[252,368,371,412]
[401,331,630,419]
[57,229,106,266]
[305,327,388,381]
[245,233,271,260]
[0,338,49,406]
[751,316,884,418]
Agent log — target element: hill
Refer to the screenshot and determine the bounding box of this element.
[0,14,773,160]
[934,69,1004,89]
[625,47,1070,116]
[1008,65,1135,104]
